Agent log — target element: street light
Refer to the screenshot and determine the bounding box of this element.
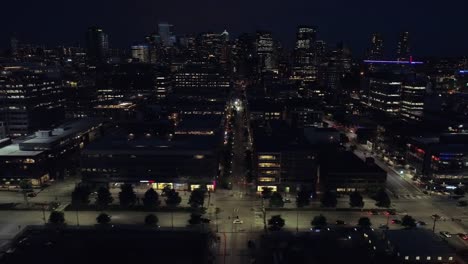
[432,214,441,233]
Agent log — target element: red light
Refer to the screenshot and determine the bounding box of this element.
[149,180,154,183]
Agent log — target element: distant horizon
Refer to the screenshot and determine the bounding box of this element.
[3,0,468,57]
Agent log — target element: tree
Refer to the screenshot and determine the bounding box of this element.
[48,211,65,225]
[162,185,172,196]
[454,187,465,196]
[375,189,391,208]
[401,215,416,228]
[349,191,364,208]
[96,187,113,209]
[321,190,337,208]
[96,213,111,225]
[261,187,273,199]
[188,213,202,225]
[165,189,182,207]
[296,189,311,208]
[71,185,90,208]
[142,188,161,209]
[311,214,327,228]
[19,179,33,206]
[268,215,285,231]
[119,184,137,208]
[358,217,372,228]
[144,214,159,226]
[188,188,206,208]
[269,192,285,208]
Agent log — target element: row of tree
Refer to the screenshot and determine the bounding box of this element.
[262,187,391,209]
[72,184,208,210]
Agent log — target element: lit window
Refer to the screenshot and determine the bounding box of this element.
[427,256,431,260]
[404,256,409,260]
[416,256,420,260]
[438,257,442,260]
[449,257,453,261]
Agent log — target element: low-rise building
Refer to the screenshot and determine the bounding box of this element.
[385,229,457,263]
[320,151,387,192]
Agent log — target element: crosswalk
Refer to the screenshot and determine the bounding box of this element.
[397,194,430,200]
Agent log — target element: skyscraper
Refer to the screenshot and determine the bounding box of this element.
[85,26,109,65]
[255,31,276,73]
[292,26,317,81]
[158,22,174,47]
[397,32,410,61]
[367,33,384,60]
[131,45,150,63]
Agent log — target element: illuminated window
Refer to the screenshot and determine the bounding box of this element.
[449,257,453,261]
[415,256,420,260]
[258,162,280,168]
[426,257,431,260]
[258,177,275,182]
[404,256,409,260]
[437,257,442,260]
[194,155,205,159]
[258,155,277,160]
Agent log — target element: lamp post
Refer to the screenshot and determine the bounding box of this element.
[432,214,441,233]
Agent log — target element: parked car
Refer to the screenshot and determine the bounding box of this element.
[440,231,452,238]
[233,219,244,224]
[458,233,468,240]
[284,198,291,203]
[416,221,426,226]
[368,210,379,215]
[336,220,345,225]
[391,219,401,224]
[26,192,37,197]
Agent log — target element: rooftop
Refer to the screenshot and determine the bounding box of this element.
[386,229,455,256]
[0,144,43,157]
[1,226,212,264]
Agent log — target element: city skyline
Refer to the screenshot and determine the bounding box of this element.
[3,0,468,57]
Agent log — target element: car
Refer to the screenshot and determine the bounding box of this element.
[379,224,389,230]
[391,219,402,224]
[336,220,345,225]
[233,219,243,224]
[368,210,379,215]
[416,221,426,226]
[26,192,37,197]
[458,233,468,240]
[284,198,291,203]
[440,231,452,238]
[384,210,396,215]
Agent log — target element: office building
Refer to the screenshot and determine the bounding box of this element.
[158,22,174,47]
[86,26,109,65]
[0,65,65,137]
[253,121,318,192]
[0,119,103,187]
[320,151,387,192]
[292,26,317,81]
[80,133,220,191]
[255,31,277,73]
[131,45,150,63]
[407,133,468,184]
[173,64,230,101]
[367,33,384,60]
[397,31,410,61]
[366,75,402,114]
[400,77,427,121]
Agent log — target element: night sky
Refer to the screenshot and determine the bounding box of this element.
[3,0,468,57]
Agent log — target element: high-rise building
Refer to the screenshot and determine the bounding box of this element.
[400,77,427,121]
[173,64,230,101]
[367,33,384,60]
[86,26,109,65]
[292,26,317,81]
[131,45,150,63]
[397,32,410,61]
[255,31,277,73]
[367,76,401,114]
[0,65,65,137]
[158,23,174,47]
